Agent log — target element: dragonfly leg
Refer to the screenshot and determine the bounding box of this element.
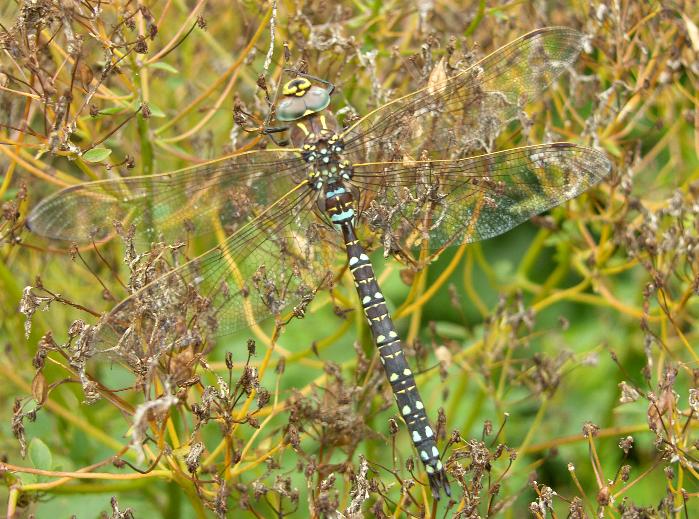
[261,125,290,146]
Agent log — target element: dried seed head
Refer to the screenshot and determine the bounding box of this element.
[256,388,270,409]
[32,346,46,370]
[620,465,631,482]
[582,422,600,438]
[31,372,47,404]
[597,486,610,506]
[246,414,260,429]
[286,425,300,449]
[619,381,641,403]
[185,442,204,473]
[388,418,398,435]
[689,388,699,412]
[618,436,634,455]
[134,36,148,54]
[493,443,504,459]
[304,457,316,478]
[406,457,414,472]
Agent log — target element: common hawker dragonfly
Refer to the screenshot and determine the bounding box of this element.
[27,27,612,498]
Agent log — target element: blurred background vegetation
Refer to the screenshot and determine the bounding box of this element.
[1,0,698,517]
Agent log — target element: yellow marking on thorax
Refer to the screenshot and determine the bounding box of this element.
[296,122,310,136]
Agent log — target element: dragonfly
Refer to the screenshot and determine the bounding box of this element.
[27,27,611,499]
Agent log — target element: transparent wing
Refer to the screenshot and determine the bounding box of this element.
[90,183,341,357]
[28,150,342,355]
[27,149,306,245]
[341,27,584,162]
[351,143,611,251]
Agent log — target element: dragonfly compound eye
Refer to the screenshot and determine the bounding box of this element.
[277,84,331,122]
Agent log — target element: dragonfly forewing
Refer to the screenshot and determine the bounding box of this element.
[342,27,585,162]
[27,150,306,246]
[27,152,343,357]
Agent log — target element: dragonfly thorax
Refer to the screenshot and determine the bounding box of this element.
[301,129,352,190]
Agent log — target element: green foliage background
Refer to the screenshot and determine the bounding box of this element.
[1,0,698,517]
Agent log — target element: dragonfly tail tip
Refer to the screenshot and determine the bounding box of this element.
[429,469,451,500]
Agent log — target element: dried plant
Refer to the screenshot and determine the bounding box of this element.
[1,0,698,517]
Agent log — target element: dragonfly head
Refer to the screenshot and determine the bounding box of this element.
[277,77,331,122]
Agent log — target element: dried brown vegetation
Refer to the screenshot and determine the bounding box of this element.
[1,0,698,517]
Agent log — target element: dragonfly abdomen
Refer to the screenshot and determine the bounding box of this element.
[339,222,451,499]
[323,182,356,226]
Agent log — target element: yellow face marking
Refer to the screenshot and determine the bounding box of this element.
[282,77,311,96]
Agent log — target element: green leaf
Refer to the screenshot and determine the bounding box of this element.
[29,438,53,470]
[96,106,127,116]
[1,187,18,201]
[433,321,468,339]
[145,103,166,118]
[82,147,112,163]
[149,62,179,74]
